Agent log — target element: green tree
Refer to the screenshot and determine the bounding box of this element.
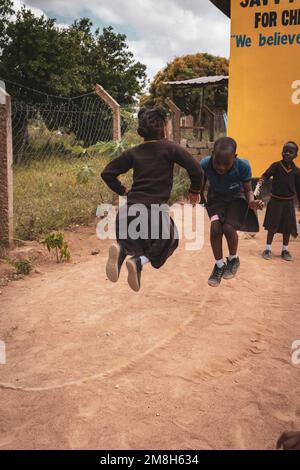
[0,0,13,44]
[141,53,229,123]
[0,6,146,104]
[0,4,147,154]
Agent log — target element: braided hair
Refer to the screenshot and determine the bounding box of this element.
[137,107,168,140]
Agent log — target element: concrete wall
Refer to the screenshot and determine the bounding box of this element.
[0,87,14,248]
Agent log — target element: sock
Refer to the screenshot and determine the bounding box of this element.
[266,244,272,252]
[282,245,289,252]
[140,256,150,266]
[229,254,238,261]
[215,259,225,269]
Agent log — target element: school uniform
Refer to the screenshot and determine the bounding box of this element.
[262,161,300,238]
[101,139,203,269]
[200,156,259,232]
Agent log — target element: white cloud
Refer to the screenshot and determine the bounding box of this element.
[13,0,45,18]
[13,0,230,79]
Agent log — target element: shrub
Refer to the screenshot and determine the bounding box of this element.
[41,232,71,263]
[10,259,33,275]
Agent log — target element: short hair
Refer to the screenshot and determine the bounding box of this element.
[138,107,168,140]
[285,141,299,153]
[214,137,237,154]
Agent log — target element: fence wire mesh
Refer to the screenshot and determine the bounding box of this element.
[3,81,133,241]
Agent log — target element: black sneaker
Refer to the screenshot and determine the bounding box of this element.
[281,250,293,262]
[208,263,226,287]
[126,256,143,292]
[262,250,272,260]
[106,244,126,283]
[223,257,240,280]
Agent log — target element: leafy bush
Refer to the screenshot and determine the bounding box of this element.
[25,120,82,159]
[10,259,33,275]
[88,135,141,160]
[41,232,71,263]
[76,164,96,184]
[170,172,190,205]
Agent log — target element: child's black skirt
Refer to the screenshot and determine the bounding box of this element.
[263,197,298,237]
[116,203,179,269]
[206,189,259,232]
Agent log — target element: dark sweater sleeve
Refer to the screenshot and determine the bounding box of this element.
[262,162,277,182]
[296,170,300,203]
[101,150,133,196]
[173,145,203,193]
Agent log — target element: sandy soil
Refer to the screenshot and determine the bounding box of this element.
[0,210,300,450]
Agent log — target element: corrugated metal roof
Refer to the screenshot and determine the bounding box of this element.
[163,75,229,88]
[210,0,230,18]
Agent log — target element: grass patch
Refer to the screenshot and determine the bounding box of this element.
[14,155,132,240]
[14,153,191,241]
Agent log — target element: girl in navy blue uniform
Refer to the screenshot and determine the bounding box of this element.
[200,137,264,287]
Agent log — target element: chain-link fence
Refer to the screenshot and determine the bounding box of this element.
[1,81,134,242]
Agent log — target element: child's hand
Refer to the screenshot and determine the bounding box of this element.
[277,432,300,450]
[189,193,200,206]
[249,200,264,211]
[200,195,207,206]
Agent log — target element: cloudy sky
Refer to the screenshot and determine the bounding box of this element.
[14,0,230,80]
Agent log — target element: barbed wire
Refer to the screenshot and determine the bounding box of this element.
[0,77,95,101]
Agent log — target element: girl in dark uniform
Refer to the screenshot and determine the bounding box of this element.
[255,141,300,261]
[101,107,203,292]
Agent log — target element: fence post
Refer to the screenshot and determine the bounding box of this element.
[95,84,121,142]
[203,105,215,142]
[0,86,14,248]
[165,97,181,144]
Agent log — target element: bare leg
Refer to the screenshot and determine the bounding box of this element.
[210,221,223,261]
[283,233,290,246]
[267,231,275,245]
[208,221,226,287]
[223,223,238,256]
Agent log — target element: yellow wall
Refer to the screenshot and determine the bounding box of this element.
[228,0,300,176]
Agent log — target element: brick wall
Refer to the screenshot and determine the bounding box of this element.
[182,140,214,161]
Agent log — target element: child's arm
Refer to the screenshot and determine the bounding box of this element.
[200,175,207,206]
[295,170,300,208]
[243,181,264,210]
[254,163,277,198]
[277,432,300,450]
[101,151,133,196]
[173,146,203,205]
[239,159,264,209]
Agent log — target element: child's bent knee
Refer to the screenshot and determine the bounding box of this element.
[223,223,236,236]
[211,220,222,239]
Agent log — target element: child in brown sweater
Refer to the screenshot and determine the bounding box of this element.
[255,141,300,261]
[101,107,203,292]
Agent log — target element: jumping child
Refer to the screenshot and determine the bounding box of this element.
[101,107,203,292]
[255,141,300,261]
[200,137,264,287]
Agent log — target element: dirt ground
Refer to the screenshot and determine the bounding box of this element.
[0,210,300,450]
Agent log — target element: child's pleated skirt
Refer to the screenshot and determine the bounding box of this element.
[206,189,260,232]
[263,197,298,237]
[116,203,179,269]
